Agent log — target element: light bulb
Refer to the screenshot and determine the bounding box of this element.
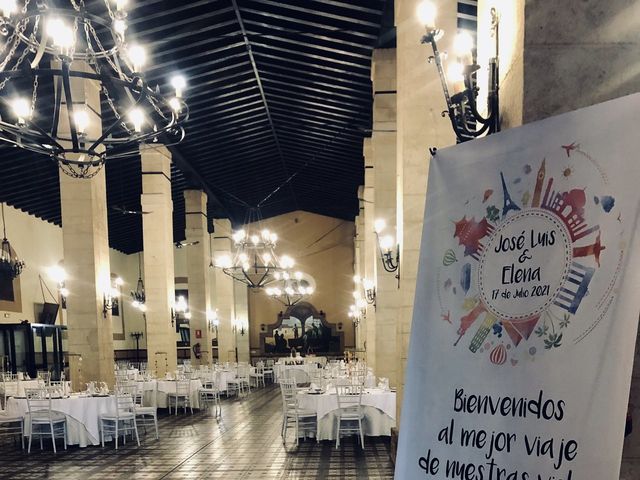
[274,271,281,280]
[242,262,250,271]
[215,254,232,269]
[357,298,367,309]
[169,97,181,112]
[270,232,278,243]
[139,304,147,313]
[232,229,246,243]
[128,108,144,132]
[48,18,75,52]
[285,287,294,296]
[73,109,90,134]
[127,44,146,72]
[115,0,128,11]
[374,219,386,234]
[380,234,395,251]
[184,311,192,320]
[170,75,186,98]
[48,265,67,284]
[132,300,140,308]
[283,272,290,280]
[416,1,437,29]
[12,98,31,123]
[363,278,374,290]
[453,31,474,57]
[238,252,248,263]
[266,288,274,296]
[294,271,303,280]
[307,287,314,295]
[113,19,127,38]
[0,0,17,18]
[251,234,259,244]
[262,253,272,263]
[59,287,69,297]
[261,229,270,240]
[114,277,124,286]
[281,255,294,269]
[353,275,361,284]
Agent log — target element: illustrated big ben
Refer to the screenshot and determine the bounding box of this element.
[532,158,546,208]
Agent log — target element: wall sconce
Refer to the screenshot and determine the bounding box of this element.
[353,275,376,308]
[374,219,400,286]
[47,264,68,309]
[171,294,188,327]
[207,309,219,333]
[418,1,500,143]
[233,317,247,336]
[348,301,366,327]
[103,277,122,318]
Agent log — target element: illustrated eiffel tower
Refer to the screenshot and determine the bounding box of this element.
[500,172,521,217]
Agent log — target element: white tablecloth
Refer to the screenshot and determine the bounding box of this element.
[297,388,396,440]
[6,395,116,447]
[274,364,318,383]
[1,380,72,397]
[155,379,202,409]
[197,370,237,392]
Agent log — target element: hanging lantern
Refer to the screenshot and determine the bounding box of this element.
[0,203,25,279]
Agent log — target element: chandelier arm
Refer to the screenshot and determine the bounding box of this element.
[50,76,63,137]
[60,61,80,151]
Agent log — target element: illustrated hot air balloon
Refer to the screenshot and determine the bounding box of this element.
[490,344,507,365]
[443,249,458,266]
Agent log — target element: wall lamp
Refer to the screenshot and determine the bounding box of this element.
[103,277,123,318]
[353,275,376,308]
[417,1,500,143]
[233,317,247,336]
[47,264,68,309]
[374,219,400,286]
[207,309,219,334]
[348,301,365,327]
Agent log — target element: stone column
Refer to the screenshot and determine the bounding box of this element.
[395,0,457,420]
[141,146,177,376]
[184,190,212,366]
[212,219,236,363]
[476,1,640,476]
[362,138,377,371]
[234,281,250,363]
[58,61,114,390]
[354,189,366,353]
[371,48,399,387]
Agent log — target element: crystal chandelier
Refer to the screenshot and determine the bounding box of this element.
[0,0,188,179]
[214,227,294,289]
[266,270,315,307]
[0,202,25,279]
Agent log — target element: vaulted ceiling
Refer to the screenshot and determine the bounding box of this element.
[0,0,388,253]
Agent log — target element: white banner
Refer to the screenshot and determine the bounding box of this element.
[396,94,640,480]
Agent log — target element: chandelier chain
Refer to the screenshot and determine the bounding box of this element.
[0,41,31,92]
[0,17,29,73]
[102,0,116,21]
[84,22,133,134]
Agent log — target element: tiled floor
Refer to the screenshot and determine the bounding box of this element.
[0,386,395,479]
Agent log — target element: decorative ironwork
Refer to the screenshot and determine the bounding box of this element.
[0,0,188,178]
[0,202,25,279]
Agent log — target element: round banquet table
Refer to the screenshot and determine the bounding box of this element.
[6,394,116,448]
[297,387,396,441]
[155,379,202,409]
